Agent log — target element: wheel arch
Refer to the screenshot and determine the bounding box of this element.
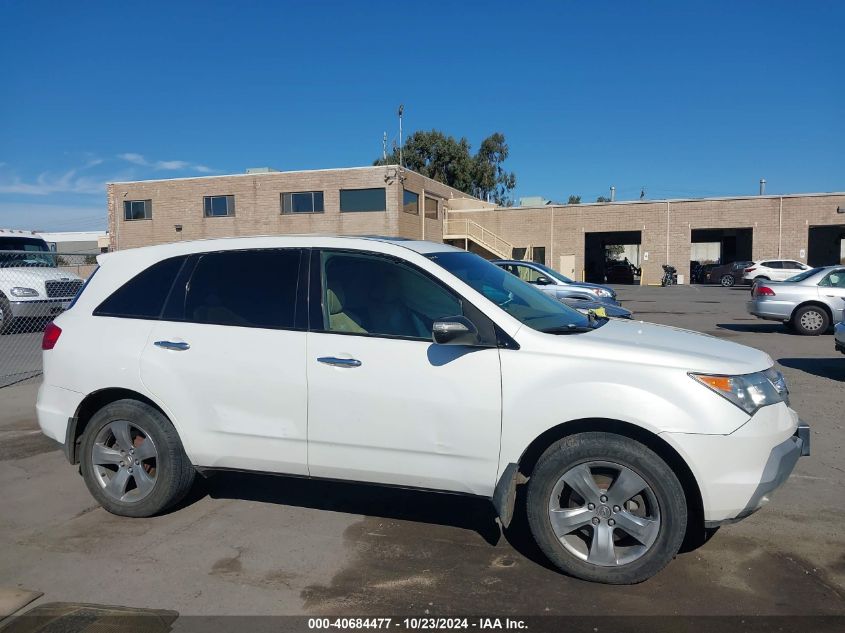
[500,417,705,546]
[792,300,832,323]
[67,387,170,465]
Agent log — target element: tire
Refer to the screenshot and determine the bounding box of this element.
[0,297,14,335]
[79,399,195,517]
[792,305,830,336]
[720,274,735,287]
[526,432,687,584]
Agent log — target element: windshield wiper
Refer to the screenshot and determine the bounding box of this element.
[540,324,596,334]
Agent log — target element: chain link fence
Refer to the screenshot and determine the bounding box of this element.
[0,251,97,388]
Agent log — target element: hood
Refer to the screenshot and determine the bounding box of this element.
[564,281,615,295]
[578,319,772,375]
[0,267,82,287]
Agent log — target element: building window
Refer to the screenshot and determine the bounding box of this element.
[402,189,419,215]
[340,188,386,213]
[282,191,324,214]
[532,247,546,265]
[424,196,439,219]
[124,200,152,221]
[203,195,235,218]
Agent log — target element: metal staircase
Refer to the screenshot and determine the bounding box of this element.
[443,219,513,259]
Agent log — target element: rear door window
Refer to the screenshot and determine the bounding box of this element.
[94,256,187,319]
[762,261,782,269]
[180,249,302,329]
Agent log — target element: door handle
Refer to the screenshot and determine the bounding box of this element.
[317,356,361,368]
[154,340,190,351]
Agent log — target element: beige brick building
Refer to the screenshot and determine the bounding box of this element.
[107,166,845,285]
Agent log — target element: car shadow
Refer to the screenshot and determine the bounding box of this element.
[187,470,503,546]
[716,323,797,335]
[176,469,712,573]
[778,357,845,381]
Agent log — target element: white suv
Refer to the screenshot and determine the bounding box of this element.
[743,259,811,284]
[0,230,84,334]
[36,236,809,584]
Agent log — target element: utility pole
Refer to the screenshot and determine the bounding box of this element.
[398,104,404,168]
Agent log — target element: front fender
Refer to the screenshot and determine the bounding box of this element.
[496,348,748,475]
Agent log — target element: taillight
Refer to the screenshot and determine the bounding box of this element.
[744,267,756,273]
[755,286,776,297]
[42,322,62,350]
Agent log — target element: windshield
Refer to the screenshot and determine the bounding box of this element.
[0,237,56,268]
[529,261,574,283]
[785,267,824,283]
[429,251,599,333]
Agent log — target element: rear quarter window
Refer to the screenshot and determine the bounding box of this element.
[94,256,187,319]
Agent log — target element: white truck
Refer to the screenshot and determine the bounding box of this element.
[0,229,85,334]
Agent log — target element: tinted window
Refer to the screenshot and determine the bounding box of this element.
[321,251,462,339]
[762,261,782,269]
[402,189,419,215]
[532,247,546,265]
[424,196,438,219]
[183,250,301,329]
[204,195,235,217]
[282,192,324,214]
[340,188,386,212]
[124,200,151,220]
[783,261,804,269]
[95,256,186,319]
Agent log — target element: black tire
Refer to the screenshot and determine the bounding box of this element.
[792,305,830,336]
[526,432,687,584]
[0,296,14,335]
[720,274,735,287]
[79,399,195,517]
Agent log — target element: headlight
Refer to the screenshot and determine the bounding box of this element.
[10,287,38,297]
[594,288,612,298]
[690,368,788,415]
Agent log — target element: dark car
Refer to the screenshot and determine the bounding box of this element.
[604,260,638,284]
[705,261,753,287]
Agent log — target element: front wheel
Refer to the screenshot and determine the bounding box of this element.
[526,432,687,584]
[80,399,195,517]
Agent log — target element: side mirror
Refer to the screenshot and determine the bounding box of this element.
[432,316,481,346]
[535,275,553,286]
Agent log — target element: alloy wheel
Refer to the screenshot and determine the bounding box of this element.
[91,420,158,502]
[547,461,661,567]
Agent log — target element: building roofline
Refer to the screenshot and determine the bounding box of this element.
[108,165,480,200]
[465,190,845,211]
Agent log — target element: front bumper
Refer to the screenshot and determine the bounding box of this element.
[663,405,809,525]
[10,298,72,319]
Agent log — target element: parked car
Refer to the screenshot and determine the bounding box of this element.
[605,260,637,284]
[742,259,811,285]
[492,259,619,305]
[0,229,85,334]
[835,322,845,354]
[746,266,845,335]
[704,261,753,287]
[38,236,809,585]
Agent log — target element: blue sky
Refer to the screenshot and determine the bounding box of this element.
[1,0,842,230]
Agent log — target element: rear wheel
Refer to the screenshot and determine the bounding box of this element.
[80,399,195,517]
[792,305,829,336]
[526,432,687,584]
[720,274,735,287]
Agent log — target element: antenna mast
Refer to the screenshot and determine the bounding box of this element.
[398,104,404,168]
